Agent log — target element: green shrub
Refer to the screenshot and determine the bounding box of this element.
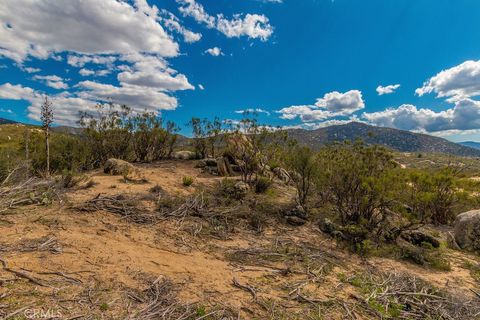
[254,176,272,193]
[400,244,451,271]
[283,145,318,208]
[217,179,247,200]
[405,168,459,225]
[182,175,194,187]
[316,141,402,243]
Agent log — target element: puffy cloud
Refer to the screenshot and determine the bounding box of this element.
[0,83,36,100]
[67,55,117,68]
[416,60,480,102]
[0,83,93,125]
[177,0,273,41]
[23,67,41,74]
[0,1,199,125]
[205,47,223,56]
[362,99,480,133]
[315,90,365,115]
[160,10,202,43]
[198,84,205,90]
[278,90,365,122]
[235,108,270,116]
[0,0,179,63]
[79,69,95,77]
[78,68,110,77]
[32,75,69,89]
[0,79,180,126]
[278,105,333,121]
[376,84,400,95]
[282,119,359,130]
[78,81,178,112]
[117,53,194,91]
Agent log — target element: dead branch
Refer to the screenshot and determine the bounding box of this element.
[0,258,48,287]
[232,278,257,300]
[75,194,157,224]
[0,178,58,213]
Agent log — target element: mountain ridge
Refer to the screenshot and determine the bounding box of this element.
[2,119,480,157]
[458,141,480,150]
[286,122,480,157]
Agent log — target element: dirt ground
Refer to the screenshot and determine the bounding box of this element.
[0,160,479,319]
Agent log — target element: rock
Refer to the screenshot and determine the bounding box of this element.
[197,158,218,168]
[319,218,337,235]
[205,158,218,167]
[234,181,249,195]
[273,167,291,183]
[104,158,134,176]
[454,210,480,251]
[204,166,219,175]
[195,160,207,168]
[172,150,197,160]
[446,231,461,250]
[401,231,440,248]
[287,205,307,219]
[217,157,234,177]
[286,215,307,226]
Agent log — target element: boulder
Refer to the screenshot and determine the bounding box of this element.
[104,158,134,176]
[195,160,207,168]
[401,231,440,248]
[234,181,249,195]
[286,215,307,226]
[454,210,480,251]
[319,218,337,235]
[217,157,234,177]
[205,158,218,167]
[172,150,197,160]
[196,158,218,169]
[273,167,291,183]
[287,205,307,219]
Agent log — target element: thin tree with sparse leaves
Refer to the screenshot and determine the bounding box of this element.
[40,96,54,178]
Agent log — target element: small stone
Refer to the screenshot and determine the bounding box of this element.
[286,215,307,226]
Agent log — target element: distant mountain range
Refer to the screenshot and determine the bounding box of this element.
[0,117,17,125]
[286,122,480,157]
[458,141,480,150]
[2,118,480,157]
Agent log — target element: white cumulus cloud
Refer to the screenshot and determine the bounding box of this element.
[32,75,69,90]
[0,0,179,63]
[205,47,223,56]
[177,0,273,41]
[278,90,365,122]
[376,84,400,95]
[362,99,480,133]
[416,60,480,102]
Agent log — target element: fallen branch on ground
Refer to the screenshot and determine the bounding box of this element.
[75,194,157,224]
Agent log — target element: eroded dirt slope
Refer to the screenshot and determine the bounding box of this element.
[1,160,479,319]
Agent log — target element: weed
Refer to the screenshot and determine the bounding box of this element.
[182,175,194,187]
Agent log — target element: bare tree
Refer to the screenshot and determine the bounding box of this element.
[23,129,30,160]
[40,96,54,178]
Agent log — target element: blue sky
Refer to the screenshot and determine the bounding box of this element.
[1,0,480,141]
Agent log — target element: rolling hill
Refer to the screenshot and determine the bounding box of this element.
[458,141,480,150]
[0,117,17,125]
[286,122,480,157]
[2,120,480,158]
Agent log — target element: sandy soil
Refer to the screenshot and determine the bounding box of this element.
[0,159,479,319]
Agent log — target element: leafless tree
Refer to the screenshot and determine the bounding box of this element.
[40,96,53,178]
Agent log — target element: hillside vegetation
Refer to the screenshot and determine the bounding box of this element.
[287,122,480,157]
[0,109,480,319]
